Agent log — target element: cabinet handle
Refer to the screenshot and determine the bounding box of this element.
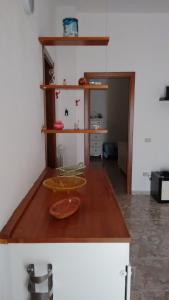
[27,264,53,300]
[125,265,132,300]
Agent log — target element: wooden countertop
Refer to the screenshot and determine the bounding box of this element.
[0,168,130,243]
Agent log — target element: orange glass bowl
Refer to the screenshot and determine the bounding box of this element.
[43,175,87,192]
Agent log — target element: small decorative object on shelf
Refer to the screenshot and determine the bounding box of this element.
[77,120,80,129]
[89,80,102,85]
[97,113,103,118]
[54,121,64,130]
[74,120,80,129]
[78,77,88,85]
[63,78,67,85]
[49,69,55,84]
[23,0,34,15]
[63,18,78,37]
[91,111,103,119]
[55,90,61,99]
[65,109,69,116]
[75,99,80,106]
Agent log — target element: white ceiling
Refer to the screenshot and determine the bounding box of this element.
[56,0,169,13]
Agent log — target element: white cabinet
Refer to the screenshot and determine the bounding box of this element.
[0,169,131,300]
[90,118,104,157]
[1,243,131,300]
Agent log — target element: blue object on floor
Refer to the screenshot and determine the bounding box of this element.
[103,142,118,160]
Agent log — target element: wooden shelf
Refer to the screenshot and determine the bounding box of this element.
[41,128,108,134]
[39,36,109,46]
[0,168,130,243]
[40,84,108,90]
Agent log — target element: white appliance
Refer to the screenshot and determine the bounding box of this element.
[90,118,104,157]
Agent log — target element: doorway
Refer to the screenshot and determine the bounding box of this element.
[84,72,135,194]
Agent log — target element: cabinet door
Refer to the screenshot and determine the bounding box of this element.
[7,243,130,300]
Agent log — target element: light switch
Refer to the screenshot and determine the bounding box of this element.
[144,138,151,143]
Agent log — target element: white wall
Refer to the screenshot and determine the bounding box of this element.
[53,6,79,165]
[35,7,169,192]
[76,13,169,192]
[0,0,57,229]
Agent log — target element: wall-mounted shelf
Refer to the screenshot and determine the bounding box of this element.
[40,84,108,90]
[39,36,109,46]
[40,35,110,167]
[42,127,108,134]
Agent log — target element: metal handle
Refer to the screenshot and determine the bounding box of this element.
[27,264,53,300]
[125,265,132,300]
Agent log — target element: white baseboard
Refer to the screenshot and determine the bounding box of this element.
[132,191,150,195]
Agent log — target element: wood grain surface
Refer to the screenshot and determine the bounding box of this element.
[41,128,108,134]
[39,37,109,46]
[0,169,130,243]
[40,84,108,90]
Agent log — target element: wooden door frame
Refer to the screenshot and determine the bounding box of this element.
[42,46,57,168]
[84,72,135,194]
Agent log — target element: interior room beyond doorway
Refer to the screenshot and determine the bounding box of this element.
[84,72,135,194]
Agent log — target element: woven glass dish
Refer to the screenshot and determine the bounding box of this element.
[56,162,86,176]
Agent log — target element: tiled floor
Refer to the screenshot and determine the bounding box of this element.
[118,194,169,300]
[91,158,169,300]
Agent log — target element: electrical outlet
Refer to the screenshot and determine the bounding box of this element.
[144,138,151,143]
